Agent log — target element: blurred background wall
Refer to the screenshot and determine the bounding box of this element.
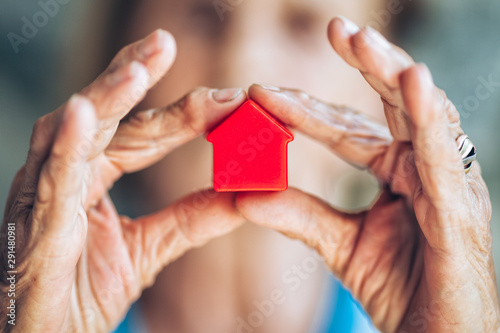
[1,0,500,292]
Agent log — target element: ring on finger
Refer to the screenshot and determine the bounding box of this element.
[456,134,477,174]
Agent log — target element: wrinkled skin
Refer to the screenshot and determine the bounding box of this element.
[1,16,499,333]
[237,18,500,332]
[0,31,247,332]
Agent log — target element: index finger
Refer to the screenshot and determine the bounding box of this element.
[248,84,392,169]
[104,87,247,175]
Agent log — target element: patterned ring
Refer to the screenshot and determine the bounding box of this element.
[456,134,477,174]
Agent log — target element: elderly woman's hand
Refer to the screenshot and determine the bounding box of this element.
[0,30,246,332]
[237,17,500,332]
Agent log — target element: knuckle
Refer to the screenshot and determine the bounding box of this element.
[180,86,210,107]
[32,116,45,136]
[289,88,310,103]
[443,97,461,125]
[49,141,69,165]
[177,87,210,134]
[173,203,195,246]
[107,44,136,73]
[280,89,312,127]
[187,86,210,103]
[29,115,50,152]
[469,175,493,223]
[352,28,371,51]
[127,60,149,77]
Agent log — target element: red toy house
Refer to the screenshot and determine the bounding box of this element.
[207,100,294,192]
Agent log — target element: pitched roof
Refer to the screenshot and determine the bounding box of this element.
[207,100,294,142]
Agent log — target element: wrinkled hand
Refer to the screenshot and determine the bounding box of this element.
[0,30,247,332]
[237,17,500,332]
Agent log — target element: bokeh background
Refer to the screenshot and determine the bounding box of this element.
[1,0,500,332]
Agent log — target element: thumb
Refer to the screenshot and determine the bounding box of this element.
[122,190,246,287]
[235,188,364,278]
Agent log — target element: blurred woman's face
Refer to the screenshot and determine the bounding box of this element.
[122,1,387,331]
[126,0,386,206]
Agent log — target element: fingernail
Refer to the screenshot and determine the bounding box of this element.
[337,16,360,35]
[255,83,281,92]
[365,26,391,49]
[137,29,167,58]
[212,88,243,103]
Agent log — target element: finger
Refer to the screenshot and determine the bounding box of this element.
[328,16,414,141]
[333,20,413,89]
[22,96,98,329]
[121,190,246,287]
[33,95,97,238]
[78,29,177,156]
[22,65,143,195]
[248,85,421,198]
[248,84,392,169]
[22,30,177,191]
[401,64,467,212]
[235,188,363,278]
[80,29,177,123]
[236,188,423,332]
[328,16,413,94]
[104,87,246,176]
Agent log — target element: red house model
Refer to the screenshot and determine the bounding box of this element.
[207,100,294,192]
